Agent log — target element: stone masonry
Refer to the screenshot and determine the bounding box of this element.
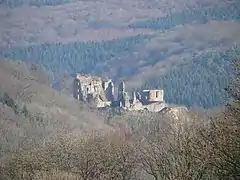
[73,74,166,112]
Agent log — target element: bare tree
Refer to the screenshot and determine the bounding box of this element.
[135,112,214,180]
[197,60,240,179]
[2,131,138,180]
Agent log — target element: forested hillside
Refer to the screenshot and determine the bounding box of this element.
[0,1,240,177]
[1,35,152,75]
[2,43,239,108]
[141,48,239,108]
[1,0,239,108]
[129,2,240,29]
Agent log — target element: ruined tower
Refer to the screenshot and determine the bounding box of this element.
[103,80,114,102]
[117,80,125,101]
[73,74,112,107]
[117,81,130,108]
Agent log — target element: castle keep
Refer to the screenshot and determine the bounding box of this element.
[73,74,166,112]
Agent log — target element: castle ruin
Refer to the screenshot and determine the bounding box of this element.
[73,74,166,112]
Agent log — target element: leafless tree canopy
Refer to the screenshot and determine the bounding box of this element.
[0,61,239,179]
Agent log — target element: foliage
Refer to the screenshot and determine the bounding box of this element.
[1,35,152,76]
[1,38,238,108]
[197,60,240,179]
[141,48,240,108]
[128,2,240,30]
[0,1,239,110]
[1,61,240,179]
[0,92,18,114]
[2,132,139,180]
[1,106,238,180]
[0,91,30,116]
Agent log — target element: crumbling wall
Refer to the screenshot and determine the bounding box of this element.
[73,74,113,107]
[141,90,164,103]
[73,74,167,112]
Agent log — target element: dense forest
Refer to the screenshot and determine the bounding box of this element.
[141,48,240,108]
[0,35,152,75]
[129,1,240,30]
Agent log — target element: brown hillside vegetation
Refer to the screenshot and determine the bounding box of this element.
[0,60,239,179]
[0,0,223,46]
[0,59,111,162]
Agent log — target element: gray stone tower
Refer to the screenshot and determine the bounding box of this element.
[104,80,114,102]
[117,80,130,108]
[117,80,125,101]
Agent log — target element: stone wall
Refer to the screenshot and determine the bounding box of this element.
[141,90,164,103]
[73,74,114,107]
[73,74,166,112]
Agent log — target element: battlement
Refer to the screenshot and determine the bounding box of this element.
[73,74,166,112]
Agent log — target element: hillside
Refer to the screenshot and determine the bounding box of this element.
[0,60,111,162]
[0,59,194,168]
[0,0,224,46]
[0,0,240,109]
[1,22,239,108]
[0,1,239,179]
